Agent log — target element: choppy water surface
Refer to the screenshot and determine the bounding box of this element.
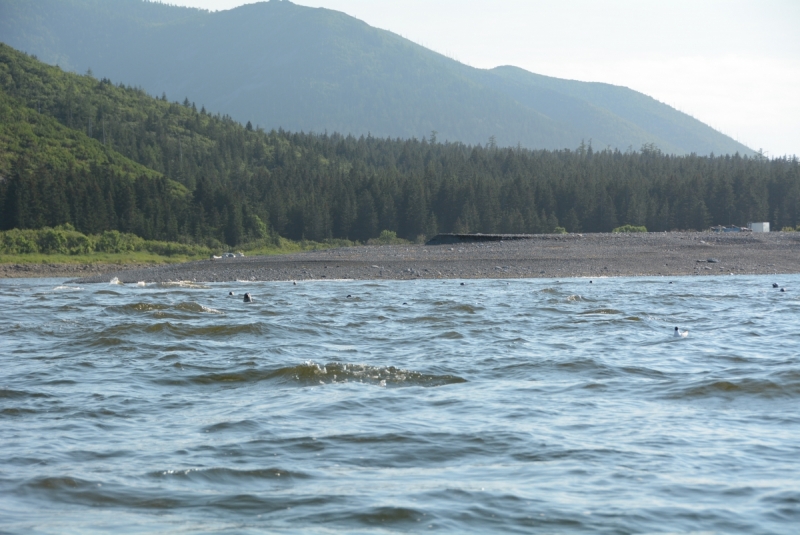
[1,275,799,534]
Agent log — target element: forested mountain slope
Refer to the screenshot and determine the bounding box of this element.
[0,56,188,237]
[1,44,798,247]
[0,0,752,156]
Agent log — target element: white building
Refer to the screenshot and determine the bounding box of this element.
[748,222,770,232]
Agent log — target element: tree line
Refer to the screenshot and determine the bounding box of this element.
[1,44,798,247]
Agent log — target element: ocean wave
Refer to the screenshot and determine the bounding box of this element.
[84,336,125,347]
[107,302,224,316]
[151,466,310,483]
[0,388,52,399]
[143,322,263,337]
[664,377,800,400]
[52,285,83,292]
[17,476,183,509]
[157,281,211,289]
[283,362,467,388]
[156,362,466,388]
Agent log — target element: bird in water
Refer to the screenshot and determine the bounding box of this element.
[674,326,688,338]
[773,283,779,288]
[243,292,253,303]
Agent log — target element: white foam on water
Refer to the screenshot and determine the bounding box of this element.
[53,285,83,292]
[158,281,209,289]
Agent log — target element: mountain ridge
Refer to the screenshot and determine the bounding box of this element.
[0,0,753,155]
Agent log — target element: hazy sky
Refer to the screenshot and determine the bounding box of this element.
[166,0,798,156]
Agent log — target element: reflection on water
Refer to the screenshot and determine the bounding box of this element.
[1,275,799,534]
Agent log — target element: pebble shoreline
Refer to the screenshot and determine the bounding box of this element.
[0,262,149,279]
[35,232,797,284]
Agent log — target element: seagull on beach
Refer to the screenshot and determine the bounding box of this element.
[674,327,688,338]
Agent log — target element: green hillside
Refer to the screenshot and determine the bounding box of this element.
[0,0,753,156]
[2,44,798,247]
[0,89,158,180]
[0,45,190,237]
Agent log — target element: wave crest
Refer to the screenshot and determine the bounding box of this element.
[160,362,466,388]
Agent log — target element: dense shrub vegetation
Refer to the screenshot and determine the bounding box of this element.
[613,225,648,233]
[0,226,211,256]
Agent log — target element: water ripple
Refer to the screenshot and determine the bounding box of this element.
[1,274,799,534]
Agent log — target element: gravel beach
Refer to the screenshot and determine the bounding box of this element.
[38,231,798,284]
[0,262,149,279]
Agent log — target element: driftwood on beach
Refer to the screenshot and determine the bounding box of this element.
[39,231,797,284]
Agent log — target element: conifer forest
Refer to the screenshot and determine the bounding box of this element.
[1,44,798,248]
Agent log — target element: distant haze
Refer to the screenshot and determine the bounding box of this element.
[164,0,800,158]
